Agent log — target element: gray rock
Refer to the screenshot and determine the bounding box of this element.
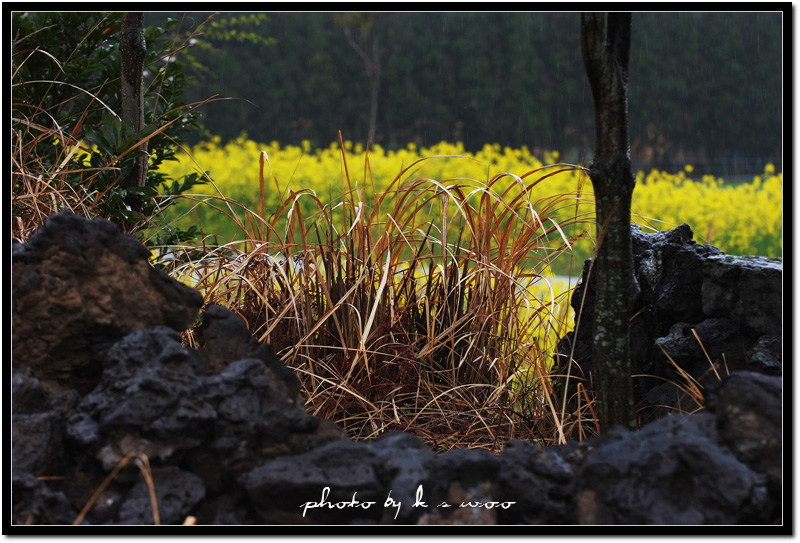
[12,472,79,525]
[242,435,509,525]
[117,466,205,525]
[11,214,783,526]
[370,431,436,523]
[12,367,78,483]
[706,372,782,500]
[702,254,783,337]
[632,223,723,326]
[244,440,383,524]
[416,447,502,525]
[12,367,47,414]
[496,439,575,524]
[574,412,770,524]
[555,223,782,421]
[12,412,63,479]
[67,323,341,489]
[654,318,748,383]
[67,326,214,467]
[747,335,782,376]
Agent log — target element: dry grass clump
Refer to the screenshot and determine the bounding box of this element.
[159,135,596,450]
[12,108,97,243]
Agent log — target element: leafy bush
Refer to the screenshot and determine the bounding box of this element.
[11,11,205,244]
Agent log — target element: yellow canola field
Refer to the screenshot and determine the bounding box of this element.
[157,135,782,259]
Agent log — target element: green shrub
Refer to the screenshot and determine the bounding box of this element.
[12,11,204,245]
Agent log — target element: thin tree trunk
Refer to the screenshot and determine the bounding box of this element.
[367,33,381,145]
[342,23,381,144]
[120,12,147,189]
[580,12,638,431]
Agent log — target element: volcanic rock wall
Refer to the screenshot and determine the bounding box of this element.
[555,223,782,422]
[11,212,783,525]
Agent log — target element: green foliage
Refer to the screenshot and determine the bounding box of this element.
[12,11,205,243]
[163,13,275,83]
[204,13,274,44]
[170,12,273,47]
[630,12,783,175]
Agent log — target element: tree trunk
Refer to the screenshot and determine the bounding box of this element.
[367,32,381,145]
[341,17,381,144]
[580,12,638,431]
[120,12,147,189]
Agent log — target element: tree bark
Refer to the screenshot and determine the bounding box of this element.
[341,16,381,144]
[120,12,148,188]
[580,12,638,431]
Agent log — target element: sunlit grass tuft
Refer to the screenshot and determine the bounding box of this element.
[155,133,594,449]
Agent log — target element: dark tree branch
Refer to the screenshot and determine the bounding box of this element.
[339,16,381,144]
[342,25,379,77]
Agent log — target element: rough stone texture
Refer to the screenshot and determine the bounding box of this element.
[202,303,304,399]
[240,372,783,526]
[243,435,506,525]
[66,320,345,497]
[12,210,203,394]
[747,335,783,376]
[653,318,749,386]
[12,472,80,526]
[11,213,784,526]
[555,223,782,420]
[244,439,384,524]
[632,223,722,326]
[705,371,783,523]
[572,413,770,524]
[12,369,67,479]
[15,308,346,526]
[369,431,437,524]
[496,439,575,524]
[701,254,783,337]
[416,447,501,525]
[66,326,215,471]
[117,467,206,525]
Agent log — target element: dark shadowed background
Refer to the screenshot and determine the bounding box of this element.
[145,11,783,179]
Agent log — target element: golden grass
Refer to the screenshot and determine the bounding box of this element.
[14,120,757,524]
[11,103,99,243]
[156,133,595,449]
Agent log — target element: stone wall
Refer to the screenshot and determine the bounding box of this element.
[11,212,784,526]
[555,223,782,423]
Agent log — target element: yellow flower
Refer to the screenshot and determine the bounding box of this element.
[155,136,782,260]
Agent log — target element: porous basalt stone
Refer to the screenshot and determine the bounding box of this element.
[572,412,770,524]
[12,210,203,393]
[555,223,782,419]
[11,214,783,526]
